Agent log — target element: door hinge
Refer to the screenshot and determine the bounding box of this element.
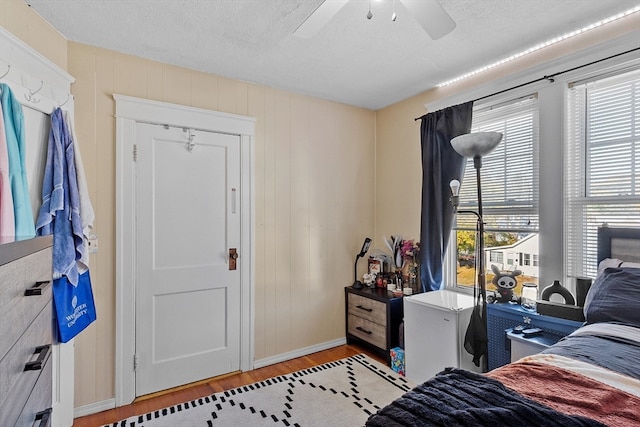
[133,354,139,372]
[133,144,138,162]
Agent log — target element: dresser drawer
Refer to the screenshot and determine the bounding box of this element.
[13,357,53,427]
[0,301,52,426]
[0,247,52,360]
[347,314,386,349]
[348,293,386,325]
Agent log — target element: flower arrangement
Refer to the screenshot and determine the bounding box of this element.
[384,235,420,290]
[400,239,420,264]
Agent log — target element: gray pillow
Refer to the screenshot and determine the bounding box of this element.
[583,267,640,327]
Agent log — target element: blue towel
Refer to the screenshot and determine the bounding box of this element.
[0,83,35,239]
[36,108,84,285]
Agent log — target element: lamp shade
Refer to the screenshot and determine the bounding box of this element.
[451,131,503,158]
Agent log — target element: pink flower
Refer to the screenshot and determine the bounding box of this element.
[400,239,420,260]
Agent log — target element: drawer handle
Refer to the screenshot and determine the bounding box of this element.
[24,280,51,296]
[24,345,51,371]
[34,408,52,427]
[356,326,372,335]
[356,305,373,313]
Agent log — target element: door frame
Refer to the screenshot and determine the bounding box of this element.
[113,95,255,406]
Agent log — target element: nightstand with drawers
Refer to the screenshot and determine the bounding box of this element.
[345,286,403,365]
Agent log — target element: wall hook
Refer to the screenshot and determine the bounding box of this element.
[0,64,9,80]
[187,129,196,152]
[24,80,44,103]
[59,94,71,107]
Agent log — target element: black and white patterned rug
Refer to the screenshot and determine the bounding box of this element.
[104,354,413,427]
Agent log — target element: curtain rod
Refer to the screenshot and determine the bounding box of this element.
[414,47,640,121]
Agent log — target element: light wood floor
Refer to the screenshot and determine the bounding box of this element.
[72,344,385,427]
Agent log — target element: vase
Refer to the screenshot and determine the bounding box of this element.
[541,280,575,305]
[401,260,419,293]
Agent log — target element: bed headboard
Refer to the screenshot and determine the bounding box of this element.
[597,226,640,264]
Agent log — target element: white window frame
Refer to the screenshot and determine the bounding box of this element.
[437,32,639,292]
[446,94,540,291]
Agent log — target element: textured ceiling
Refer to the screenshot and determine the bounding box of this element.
[26,0,640,110]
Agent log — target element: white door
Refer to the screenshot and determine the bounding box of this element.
[134,123,241,396]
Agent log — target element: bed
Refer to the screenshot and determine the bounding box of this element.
[366,226,640,427]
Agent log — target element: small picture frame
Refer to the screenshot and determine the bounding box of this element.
[368,257,381,275]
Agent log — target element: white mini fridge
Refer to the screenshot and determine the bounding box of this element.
[403,290,481,384]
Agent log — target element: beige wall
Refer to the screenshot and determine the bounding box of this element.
[68,46,376,406]
[0,0,67,70]
[3,0,376,409]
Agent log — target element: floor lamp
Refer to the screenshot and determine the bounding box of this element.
[449,131,503,371]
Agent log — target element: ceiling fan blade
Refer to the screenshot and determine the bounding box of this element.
[294,0,350,38]
[400,0,456,40]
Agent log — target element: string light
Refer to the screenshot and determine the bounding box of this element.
[437,6,640,87]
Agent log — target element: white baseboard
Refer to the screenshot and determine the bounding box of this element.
[74,338,347,418]
[74,398,116,419]
[253,338,347,369]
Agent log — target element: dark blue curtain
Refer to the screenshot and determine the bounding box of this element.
[418,102,473,292]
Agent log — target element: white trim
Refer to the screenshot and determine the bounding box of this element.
[73,399,116,419]
[0,26,75,114]
[113,94,255,135]
[253,338,347,369]
[114,117,137,407]
[114,95,255,406]
[240,132,256,372]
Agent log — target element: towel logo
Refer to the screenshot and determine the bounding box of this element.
[66,295,88,328]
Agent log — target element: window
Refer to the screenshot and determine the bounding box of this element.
[565,67,640,279]
[449,95,540,293]
[507,252,514,266]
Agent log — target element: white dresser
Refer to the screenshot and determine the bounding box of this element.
[0,236,53,427]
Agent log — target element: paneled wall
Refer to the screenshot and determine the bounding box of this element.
[2,0,376,409]
[0,0,67,70]
[67,44,376,406]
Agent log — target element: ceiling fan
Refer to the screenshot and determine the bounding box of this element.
[294,0,456,40]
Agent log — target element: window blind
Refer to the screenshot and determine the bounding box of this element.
[565,67,640,279]
[456,95,539,232]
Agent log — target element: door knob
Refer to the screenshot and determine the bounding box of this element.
[229,248,238,270]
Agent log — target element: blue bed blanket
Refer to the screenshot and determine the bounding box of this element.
[542,333,640,381]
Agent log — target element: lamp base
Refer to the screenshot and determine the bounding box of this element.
[352,280,364,289]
